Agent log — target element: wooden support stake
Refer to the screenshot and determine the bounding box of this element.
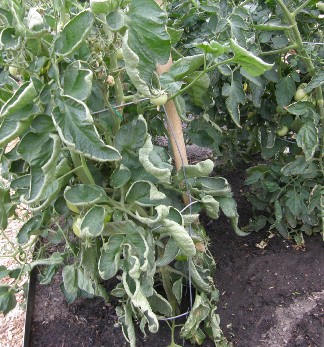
[155,0,189,205]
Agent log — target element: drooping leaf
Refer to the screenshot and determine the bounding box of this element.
[156,237,179,267]
[122,0,170,94]
[64,184,108,206]
[177,159,214,180]
[201,195,219,220]
[17,214,43,245]
[126,181,166,206]
[17,133,61,205]
[53,11,94,57]
[80,205,105,237]
[230,39,274,77]
[53,95,121,162]
[63,61,93,100]
[162,219,196,257]
[223,79,245,127]
[193,177,231,197]
[180,293,209,344]
[62,265,78,296]
[147,290,172,317]
[110,164,131,189]
[172,277,183,305]
[99,235,124,280]
[139,135,171,184]
[0,104,37,148]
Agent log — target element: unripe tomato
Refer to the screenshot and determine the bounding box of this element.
[72,217,83,238]
[317,2,324,11]
[294,88,307,101]
[9,66,19,77]
[115,48,123,60]
[150,92,168,107]
[175,254,188,262]
[276,125,289,137]
[104,213,112,224]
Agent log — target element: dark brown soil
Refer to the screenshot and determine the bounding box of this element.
[29,165,324,347]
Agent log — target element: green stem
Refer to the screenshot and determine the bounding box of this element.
[70,150,94,184]
[259,44,298,56]
[293,0,314,16]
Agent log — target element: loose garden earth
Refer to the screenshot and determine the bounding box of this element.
[30,166,324,347]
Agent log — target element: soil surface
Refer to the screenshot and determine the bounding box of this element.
[29,164,324,347]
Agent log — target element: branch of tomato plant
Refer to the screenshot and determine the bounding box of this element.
[275,0,324,176]
[293,0,314,16]
[69,150,95,185]
[259,44,298,56]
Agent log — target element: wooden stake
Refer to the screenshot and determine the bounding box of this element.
[155,1,189,205]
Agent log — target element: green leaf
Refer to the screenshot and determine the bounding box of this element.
[114,114,147,155]
[53,95,120,162]
[147,290,172,317]
[80,205,105,237]
[286,101,317,118]
[110,164,131,189]
[64,184,108,206]
[53,11,94,57]
[180,293,209,344]
[201,195,219,220]
[162,219,196,257]
[106,11,125,32]
[193,177,231,197]
[230,39,274,77]
[0,186,10,230]
[184,72,210,108]
[17,214,43,245]
[304,73,324,93]
[63,61,93,100]
[17,133,61,205]
[286,190,303,216]
[197,41,230,56]
[136,204,170,227]
[122,0,170,94]
[275,77,296,107]
[169,54,204,80]
[99,235,124,280]
[118,303,136,347]
[178,159,214,180]
[0,27,21,50]
[281,156,318,178]
[156,237,179,267]
[223,79,245,127]
[172,277,183,305]
[139,135,171,184]
[126,181,166,206]
[62,265,78,296]
[296,121,318,161]
[0,285,16,315]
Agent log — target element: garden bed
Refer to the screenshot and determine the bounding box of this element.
[28,167,324,347]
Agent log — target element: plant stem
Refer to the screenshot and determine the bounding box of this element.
[69,150,94,185]
[259,44,298,56]
[293,0,314,16]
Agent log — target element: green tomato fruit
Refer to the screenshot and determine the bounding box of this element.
[316,2,324,11]
[150,93,168,106]
[115,48,123,60]
[175,254,188,262]
[104,214,112,224]
[276,125,289,137]
[72,217,83,238]
[294,88,307,102]
[9,66,19,77]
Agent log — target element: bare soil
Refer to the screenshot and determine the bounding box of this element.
[29,165,324,347]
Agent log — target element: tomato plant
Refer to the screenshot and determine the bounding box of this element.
[0,0,322,346]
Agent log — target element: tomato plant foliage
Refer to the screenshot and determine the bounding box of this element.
[0,0,322,345]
